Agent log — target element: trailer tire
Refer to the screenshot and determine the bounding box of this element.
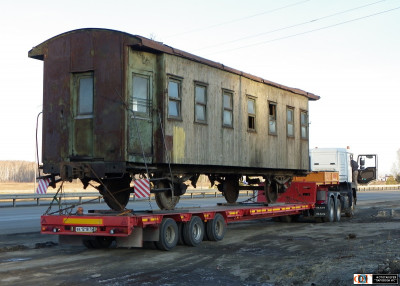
[183,216,204,246]
[334,197,342,222]
[322,197,335,223]
[206,213,226,241]
[155,218,179,251]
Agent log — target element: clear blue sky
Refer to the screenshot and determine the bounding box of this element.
[0,0,399,175]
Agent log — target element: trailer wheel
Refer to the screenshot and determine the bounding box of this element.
[155,181,180,210]
[206,213,226,241]
[183,216,204,246]
[155,218,179,251]
[334,197,342,222]
[322,197,335,222]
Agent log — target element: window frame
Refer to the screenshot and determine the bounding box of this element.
[300,110,308,139]
[222,89,234,128]
[194,82,208,124]
[167,76,183,120]
[247,95,256,132]
[286,106,295,138]
[74,72,94,119]
[268,101,277,135]
[131,73,151,119]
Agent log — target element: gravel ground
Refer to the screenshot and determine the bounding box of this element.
[1,195,400,286]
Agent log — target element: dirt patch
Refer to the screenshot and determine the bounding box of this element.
[1,197,400,285]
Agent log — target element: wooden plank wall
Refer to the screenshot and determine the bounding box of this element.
[130,51,310,171]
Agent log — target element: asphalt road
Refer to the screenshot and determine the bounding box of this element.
[0,190,399,235]
[1,190,400,286]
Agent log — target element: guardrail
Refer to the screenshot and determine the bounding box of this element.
[1,185,399,207]
[0,189,252,208]
[357,185,400,191]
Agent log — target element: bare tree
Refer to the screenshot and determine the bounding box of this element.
[0,161,36,182]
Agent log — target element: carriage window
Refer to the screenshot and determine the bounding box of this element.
[301,110,308,139]
[168,78,182,119]
[132,74,149,115]
[195,84,207,123]
[269,102,277,135]
[223,90,233,127]
[247,97,256,131]
[78,75,93,115]
[287,107,294,137]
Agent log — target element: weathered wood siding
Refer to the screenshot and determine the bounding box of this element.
[160,53,309,171]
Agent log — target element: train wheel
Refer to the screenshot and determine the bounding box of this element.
[265,181,279,204]
[221,176,239,203]
[99,175,131,211]
[155,218,179,251]
[206,213,226,241]
[334,197,342,222]
[155,181,180,210]
[183,216,204,246]
[322,197,335,222]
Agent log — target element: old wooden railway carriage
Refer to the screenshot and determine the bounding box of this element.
[29,28,319,210]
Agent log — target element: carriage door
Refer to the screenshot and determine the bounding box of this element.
[128,73,153,163]
[71,72,94,158]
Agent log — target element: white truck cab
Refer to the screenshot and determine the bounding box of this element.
[310,148,377,185]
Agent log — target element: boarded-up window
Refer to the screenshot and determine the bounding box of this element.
[247,97,256,131]
[287,107,294,137]
[195,84,207,123]
[168,78,182,119]
[78,74,94,116]
[223,90,233,127]
[269,102,277,135]
[132,74,149,115]
[301,110,308,139]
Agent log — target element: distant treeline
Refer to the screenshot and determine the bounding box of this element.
[0,161,36,182]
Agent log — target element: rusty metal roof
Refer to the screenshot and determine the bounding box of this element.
[29,28,320,100]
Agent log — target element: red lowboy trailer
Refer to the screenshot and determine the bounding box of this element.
[40,172,347,251]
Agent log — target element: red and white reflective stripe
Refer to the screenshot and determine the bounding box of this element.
[134,179,150,199]
[36,178,51,194]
